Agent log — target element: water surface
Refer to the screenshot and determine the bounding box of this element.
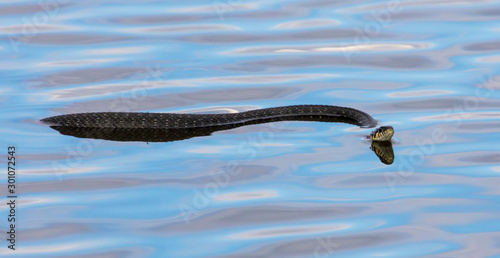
[1,0,500,257]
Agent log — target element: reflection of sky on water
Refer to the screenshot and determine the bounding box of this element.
[2,0,500,257]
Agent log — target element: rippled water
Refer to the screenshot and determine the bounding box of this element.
[2,0,500,257]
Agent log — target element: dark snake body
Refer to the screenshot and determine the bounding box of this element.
[42,105,394,164]
[41,105,377,129]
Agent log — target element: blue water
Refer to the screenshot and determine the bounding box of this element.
[2,0,500,257]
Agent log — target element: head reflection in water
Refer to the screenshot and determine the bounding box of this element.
[370,141,395,165]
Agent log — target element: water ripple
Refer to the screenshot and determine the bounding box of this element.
[6,0,500,257]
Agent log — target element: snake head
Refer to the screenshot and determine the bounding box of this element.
[370,126,394,141]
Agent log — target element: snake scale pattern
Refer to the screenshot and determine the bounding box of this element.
[41,105,378,129]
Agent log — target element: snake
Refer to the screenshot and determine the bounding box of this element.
[41,105,394,142]
[42,105,395,164]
